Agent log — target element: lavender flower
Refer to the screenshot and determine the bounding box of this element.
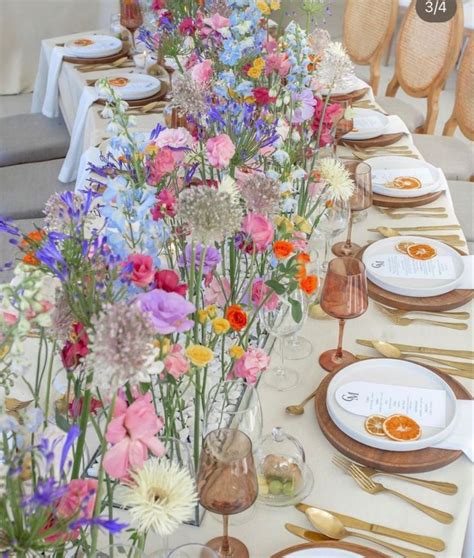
[178,243,221,275]
[135,289,195,335]
[239,174,280,215]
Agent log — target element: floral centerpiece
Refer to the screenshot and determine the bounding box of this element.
[0,0,357,555]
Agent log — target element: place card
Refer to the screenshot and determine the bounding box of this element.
[335,381,447,428]
[353,115,383,130]
[371,167,434,186]
[365,254,457,280]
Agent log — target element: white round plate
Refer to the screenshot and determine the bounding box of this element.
[285,549,362,557]
[366,156,442,198]
[343,108,390,140]
[326,359,458,452]
[64,35,122,58]
[363,235,465,297]
[96,74,161,101]
[321,75,366,97]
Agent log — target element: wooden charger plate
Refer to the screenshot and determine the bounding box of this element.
[64,43,129,65]
[357,245,473,311]
[372,189,444,208]
[272,541,389,558]
[95,80,169,108]
[314,363,471,473]
[342,132,404,149]
[324,87,369,103]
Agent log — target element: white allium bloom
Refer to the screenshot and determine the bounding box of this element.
[121,458,198,536]
[319,158,355,201]
[316,41,355,91]
[218,175,239,202]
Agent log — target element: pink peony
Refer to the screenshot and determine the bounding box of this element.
[191,59,213,87]
[103,392,165,480]
[241,213,274,252]
[203,276,231,307]
[251,278,279,311]
[206,134,235,169]
[230,348,270,385]
[124,253,155,288]
[164,344,189,380]
[155,127,195,153]
[148,147,176,185]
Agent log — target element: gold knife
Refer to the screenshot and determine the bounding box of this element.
[356,339,474,360]
[285,523,330,543]
[295,504,444,551]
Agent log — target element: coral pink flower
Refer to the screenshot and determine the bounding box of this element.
[155,127,195,162]
[153,269,187,296]
[203,276,231,307]
[191,59,213,87]
[148,148,176,185]
[241,213,274,252]
[103,392,165,480]
[230,348,270,385]
[164,344,190,380]
[124,254,155,288]
[251,278,279,311]
[206,134,235,169]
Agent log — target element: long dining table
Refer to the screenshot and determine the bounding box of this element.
[24,30,474,558]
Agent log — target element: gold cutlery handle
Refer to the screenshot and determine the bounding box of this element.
[350,532,435,558]
[404,352,473,371]
[356,339,474,359]
[407,319,468,330]
[385,473,458,495]
[385,488,454,523]
[409,310,469,320]
[370,525,445,551]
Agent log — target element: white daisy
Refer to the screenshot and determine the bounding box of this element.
[319,158,355,201]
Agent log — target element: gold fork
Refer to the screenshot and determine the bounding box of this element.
[335,461,454,523]
[374,303,469,321]
[332,455,457,494]
[378,306,468,330]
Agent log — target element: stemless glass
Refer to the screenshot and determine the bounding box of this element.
[120,0,143,52]
[167,544,218,558]
[332,161,372,257]
[317,194,350,272]
[318,257,368,372]
[260,288,308,391]
[198,429,258,558]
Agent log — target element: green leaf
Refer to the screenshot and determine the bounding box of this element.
[289,297,303,323]
[55,409,71,433]
[265,279,286,295]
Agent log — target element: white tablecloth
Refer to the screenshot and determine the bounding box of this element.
[24,30,474,558]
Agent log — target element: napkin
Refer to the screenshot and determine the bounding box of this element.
[59,87,99,183]
[382,114,410,136]
[458,256,474,288]
[41,47,66,118]
[432,400,474,461]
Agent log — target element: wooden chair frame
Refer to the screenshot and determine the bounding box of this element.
[343,0,399,95]
[386,0,465,134]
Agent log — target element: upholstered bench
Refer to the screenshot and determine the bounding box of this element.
[449,180,474,254]
[375,96,425,132]
[414,135,474,181]
[0,113,70,167]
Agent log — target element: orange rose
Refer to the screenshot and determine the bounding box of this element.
[226,304,248,331]
[296,252,311,264]
[273,240,294,259]
[20,230,45,266]
[299,275,319,295]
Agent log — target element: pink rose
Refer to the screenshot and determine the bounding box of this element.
[251,278,279,311]
[203,276,231,307]
[155,127,195,156]
[230,348,270,385]
[206,134,235,169]
[124,254,155,288]
[148,147,176,185]
[164,344,190,380]
[190,59,213,87]
[242,213,274,252]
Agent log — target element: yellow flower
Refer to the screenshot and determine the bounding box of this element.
[294,215,312,234]
[257,0,271,14]
[212,318,231,335]
[274,215,294,232]
[247,66,262,79]
[144,143,158,156]
[197,309,209,324]
[206,305,217,319]
[253,57,266,70]
[153,338,171,357]
[244,96,256,104]
[0,344,10,359]
[228,87,238,99]
[229,345,245,359]
[185,345,214,367]
[270,0,280,9]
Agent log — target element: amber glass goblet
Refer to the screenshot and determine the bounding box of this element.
[319,257,368,372]
[332,161,372,257]
[197,429,258,558]
[120,0,143,52]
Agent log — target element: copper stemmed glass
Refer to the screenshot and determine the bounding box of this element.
[319,257,368,372]
[332,161,372,257]
[120,0,143,53]
[197,429,258,558]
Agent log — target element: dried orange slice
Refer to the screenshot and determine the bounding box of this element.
[406,243,437,260]
[73,38,95,47]
[396,241,415,254]
[393,176,422,190]
[383,414,422,442]
[365,414,387,437]
[108,77,129,87]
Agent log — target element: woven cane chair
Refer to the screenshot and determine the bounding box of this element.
[377,0,465,134]
[343,0,398,95]
[414,37,474,181]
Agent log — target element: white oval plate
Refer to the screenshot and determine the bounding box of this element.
[366,156,442,198]
[343,108,390,141]
[320,75,367,97]
[362,236,465,297]
[64,35,122,58]
[97,74,161,101]
[285,549,362,557]
[326,359,458,452]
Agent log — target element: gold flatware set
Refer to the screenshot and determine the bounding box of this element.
[375,207,449,220]
[376,304,469,331]
[76,57,134,73]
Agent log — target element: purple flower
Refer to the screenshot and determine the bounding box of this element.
[178,243,221,275]
[135,289,195,335]
[291,88,316,124]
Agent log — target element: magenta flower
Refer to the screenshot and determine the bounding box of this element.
[151,189,177,220]
[135,289,195,335]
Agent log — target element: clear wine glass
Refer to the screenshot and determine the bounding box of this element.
[198,429,258,558]
[332,161,372,257]
[166,544,218,558]
[260,288,308,391]
[319,257,368,372]
[317,194,350,272]
[120,0,143,52]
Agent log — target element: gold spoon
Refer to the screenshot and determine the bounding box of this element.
[374,302,469,320]
[372,341,474,373]
[304,508,434,558]
[285,387,320,415]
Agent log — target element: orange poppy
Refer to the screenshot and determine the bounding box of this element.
[20,230,45,266]
[299,275,318,295]
[226,305,248,331]
[273,240,294,259]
